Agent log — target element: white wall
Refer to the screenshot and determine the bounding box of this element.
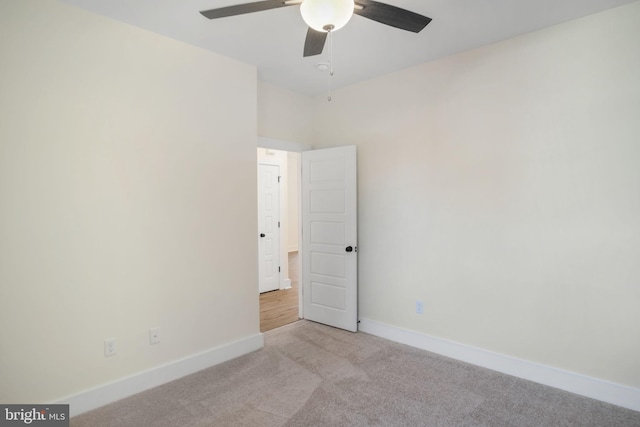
[312,2,640,388]
[0,0,259,404]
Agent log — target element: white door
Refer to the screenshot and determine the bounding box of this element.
[302,146,357,332]
[258,164,280,293]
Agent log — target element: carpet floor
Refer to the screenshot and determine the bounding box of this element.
[71,320,640,426]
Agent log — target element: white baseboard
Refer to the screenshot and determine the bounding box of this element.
[282,278,292,290]
[56,333,264,417]
[358,318,640,412]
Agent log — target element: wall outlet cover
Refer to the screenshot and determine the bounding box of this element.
[149,328,160,345]
[104,338,117,357]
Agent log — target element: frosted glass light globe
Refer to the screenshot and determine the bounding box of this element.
[300,0,355,32]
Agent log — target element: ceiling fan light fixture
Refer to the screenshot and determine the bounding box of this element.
[300,0,355,32]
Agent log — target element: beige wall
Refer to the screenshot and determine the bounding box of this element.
[0,0,258,403]
[258,82,314,147]
[2,0,638,407]
[311,2,640,387]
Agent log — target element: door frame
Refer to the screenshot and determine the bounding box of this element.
[258,138,311,319]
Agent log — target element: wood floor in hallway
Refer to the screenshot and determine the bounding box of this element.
[259,251,300,332]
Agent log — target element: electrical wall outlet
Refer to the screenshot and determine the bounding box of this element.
[415,301,424,315]
[104,338,117,357]
[149,328,160,345]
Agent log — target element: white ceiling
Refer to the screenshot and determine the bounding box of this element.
[59,0,637,96]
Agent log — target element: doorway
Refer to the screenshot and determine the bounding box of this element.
[257,141,359,333]
[257,147,302,332]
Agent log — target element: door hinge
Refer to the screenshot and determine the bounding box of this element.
[278,266,281,273]
[278,221,280,228]
[278,176,281,183]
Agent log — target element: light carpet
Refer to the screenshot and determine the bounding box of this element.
[71,320,640,426]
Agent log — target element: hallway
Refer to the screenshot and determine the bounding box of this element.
[259,251,299,332]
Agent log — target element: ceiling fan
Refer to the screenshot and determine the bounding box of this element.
[200,0,432,57]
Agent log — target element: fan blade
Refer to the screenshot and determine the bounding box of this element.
[354,0,432,33]
[200,0,297,20]
[303,28,328,57]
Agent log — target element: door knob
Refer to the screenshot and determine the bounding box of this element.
[260,233,266,238]
[346,246,353,252]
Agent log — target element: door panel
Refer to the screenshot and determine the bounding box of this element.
[310,191,345,212]
[311,282,346,310]
[311,252,345,277]
[258,164,280,293]
[310,222,345,245]
[302,146,357,332]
